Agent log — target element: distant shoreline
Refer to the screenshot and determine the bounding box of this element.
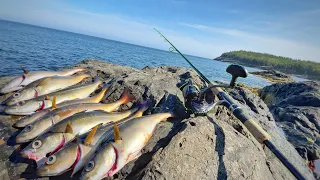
[214,56,318,82]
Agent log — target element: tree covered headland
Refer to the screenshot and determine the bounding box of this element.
[218,50,320,80]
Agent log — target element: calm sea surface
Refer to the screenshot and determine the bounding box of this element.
[0,20,303,87]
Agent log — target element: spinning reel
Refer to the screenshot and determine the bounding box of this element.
[180,64,248,116]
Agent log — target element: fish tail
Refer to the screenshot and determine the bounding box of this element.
[77,74,91,80]
[137,100,151,113]
[119,88,135,105]
[127,100,151,118]
[92,84,111,103]
[136,100,151,116]
[157,111,176,123]
[167,109,177,118]
[154,93,182,120]
[72,74,90,84]
[61,68,85,76]
[93,76,103,86]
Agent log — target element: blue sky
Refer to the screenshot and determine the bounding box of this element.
[0,0,319,62]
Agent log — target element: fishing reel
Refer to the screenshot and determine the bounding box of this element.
[181,64,248,116]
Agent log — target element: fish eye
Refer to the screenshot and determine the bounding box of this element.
[32,140,42,149]
[13,93,20,97]
[85,161,95,172]
[46,155,56,165]
[25,125,33,132]
[18,101,25,106]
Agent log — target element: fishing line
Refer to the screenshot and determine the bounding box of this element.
[154,28,306,180]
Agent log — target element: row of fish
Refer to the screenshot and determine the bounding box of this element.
[0,68,175,180]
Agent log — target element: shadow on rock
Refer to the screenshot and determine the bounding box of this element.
[20,164,38,179]
[49,170,81,180]
[8,145,32,164]
[207,115,228,180]
[126,93,189,179]
[7,129,21,146]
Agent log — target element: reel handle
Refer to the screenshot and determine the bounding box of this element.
[226,64,248,87]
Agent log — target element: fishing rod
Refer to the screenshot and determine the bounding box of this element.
[154,28,306,180]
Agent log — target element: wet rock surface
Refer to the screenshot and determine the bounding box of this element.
[0,59,314,179]
[260,81,320,161]
[251,70,294,83]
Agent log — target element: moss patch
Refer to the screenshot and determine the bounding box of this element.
[237,83,261,96]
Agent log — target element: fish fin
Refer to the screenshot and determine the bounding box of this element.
[20,66,30,75]
[51,95,57,109]
[113,122,122,143]
[65,121,73,134]
[84,124,100,145]
[37,78,51,87]
[45,95,50,100]
[119,88,135,105]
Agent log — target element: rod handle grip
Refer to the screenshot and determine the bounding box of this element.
[244,119,271,143]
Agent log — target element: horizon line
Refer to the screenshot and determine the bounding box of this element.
[1,18,318,63]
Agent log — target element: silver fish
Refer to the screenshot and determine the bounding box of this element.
[36,103,149,177]
[12,84,111,128]
[6,74,90,105]
[80,112,173,180]
[15,87,134,143]
[4,77,102,115]
[20,105,139,164]
[0,67,84,94]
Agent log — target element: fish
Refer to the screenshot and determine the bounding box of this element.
[6,74,90,105]
[0,67,85,94]
[12,84,111,129]
[15,88,134,143]
[80,112,174,180]
[36,102,149,177]
[4,77,103,115]
[12,110,51,129]
[20,102,140,164]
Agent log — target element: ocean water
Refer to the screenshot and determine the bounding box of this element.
[0,20,274,87]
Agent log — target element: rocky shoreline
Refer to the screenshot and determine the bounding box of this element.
[251,70,295,83]
[260,81,320,161]
[214,57,316,82]
[0,59,315,179]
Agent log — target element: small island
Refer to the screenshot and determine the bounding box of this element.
[215,50,320,81]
